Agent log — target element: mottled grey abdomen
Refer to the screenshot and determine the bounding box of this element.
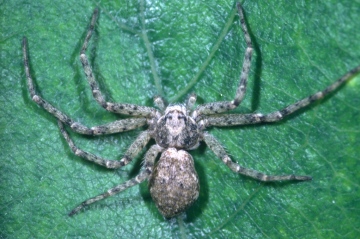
[149,148,199,218]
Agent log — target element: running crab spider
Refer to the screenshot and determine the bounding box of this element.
[22,3,360,218]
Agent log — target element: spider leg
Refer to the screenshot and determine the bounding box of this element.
[203,132,312,181]
[192,3,253,118]
[80,118,147,135]
[203,64,360,127]
[58,120,151,168]
[186,93,197,112]
[23,37,147,135]
[68,144,163,216]
[23,37,148,135]
[153,96,166,111]
[80,8,158,117]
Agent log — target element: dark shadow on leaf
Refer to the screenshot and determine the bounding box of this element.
[186,150,209,222]
[249,25,262,112]
[68,10,99,117]
[21,41,62,125]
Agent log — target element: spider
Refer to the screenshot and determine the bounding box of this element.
[22,3,360,219]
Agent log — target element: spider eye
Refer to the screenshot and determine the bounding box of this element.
[177,115,187,122]
[167,116,172,120]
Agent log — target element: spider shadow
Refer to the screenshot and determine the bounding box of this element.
[20,46,55,124]
[194,6,263,113]
[21,40,75,127]
[69,15,96,117]
[244,7,263,113]
[185,142,210,222]
[69,10,126,122]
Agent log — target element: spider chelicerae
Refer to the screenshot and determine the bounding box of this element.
[22,3,360,218]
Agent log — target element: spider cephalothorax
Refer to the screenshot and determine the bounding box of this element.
[22,3,360,219]
[153,105,200,149]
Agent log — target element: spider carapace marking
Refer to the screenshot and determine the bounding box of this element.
[22,3,360,219]
[154,105,200,149]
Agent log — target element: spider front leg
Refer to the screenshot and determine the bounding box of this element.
[153,96,167,112]
[202,64,360,127]
[80,8,158,117]
[68,144,163,216]
[58,121,151,169]
[193,3,253,118]
[203,132,312,181]
[22,37,147,135]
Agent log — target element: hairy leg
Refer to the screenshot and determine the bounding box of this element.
[68,144,163,216]
[203,132,311,181]
[203,65,360,127]
[193,3,253,118]
[80,8,158,117]
[59,121,151,168]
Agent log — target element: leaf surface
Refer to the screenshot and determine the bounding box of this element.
[1,0,360,238]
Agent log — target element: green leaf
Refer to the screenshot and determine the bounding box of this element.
[1,0,360,238]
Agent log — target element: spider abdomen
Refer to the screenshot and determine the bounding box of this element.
[149,148,199,218]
